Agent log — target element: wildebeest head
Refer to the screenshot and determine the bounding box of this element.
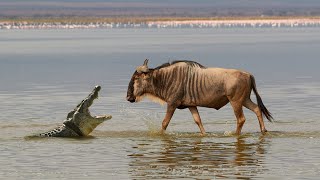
[126,59,151,103]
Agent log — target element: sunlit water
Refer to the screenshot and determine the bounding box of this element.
[0,28,320,179]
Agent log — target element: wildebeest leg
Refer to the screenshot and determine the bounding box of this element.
[244,99,267,133]
[188,107,206,135]
[230,101,246,135]
[161,105,176,133]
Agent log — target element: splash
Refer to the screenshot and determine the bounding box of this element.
[117,103,162,135]
[223,131,235,136]
[144,119,162,135]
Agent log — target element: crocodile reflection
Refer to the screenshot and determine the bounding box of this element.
[128,136,270,179]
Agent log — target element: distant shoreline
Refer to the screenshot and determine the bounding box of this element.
[1,16,320,29]
[1,16,320,23]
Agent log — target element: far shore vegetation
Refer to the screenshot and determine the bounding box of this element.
[1,16,320,24]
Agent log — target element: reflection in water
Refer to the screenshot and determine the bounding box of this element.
[128,136,270,179]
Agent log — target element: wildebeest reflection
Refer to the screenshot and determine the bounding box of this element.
[128,136,269,179]
[127,59,273,135]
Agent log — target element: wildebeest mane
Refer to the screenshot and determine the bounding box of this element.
[152,60,206,70]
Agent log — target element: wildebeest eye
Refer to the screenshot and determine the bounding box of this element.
[135,74,144,79]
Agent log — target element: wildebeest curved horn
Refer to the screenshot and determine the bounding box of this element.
[143,59,149,66]
[136,59,150,73]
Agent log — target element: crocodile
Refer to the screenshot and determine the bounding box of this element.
[35,85,112,137]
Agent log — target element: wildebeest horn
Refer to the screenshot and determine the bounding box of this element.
[136,59,149,73]
[143,59,149,66]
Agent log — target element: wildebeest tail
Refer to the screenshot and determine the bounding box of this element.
[250,75,273,122]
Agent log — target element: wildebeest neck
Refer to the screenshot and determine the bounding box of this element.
[146,61,207,105]
[148,66,184,102]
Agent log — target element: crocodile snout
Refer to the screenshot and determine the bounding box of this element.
[95,85,101,91]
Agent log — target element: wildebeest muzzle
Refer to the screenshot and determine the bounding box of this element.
[126,95,136,103]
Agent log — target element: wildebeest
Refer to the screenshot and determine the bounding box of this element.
[127,59,272,135]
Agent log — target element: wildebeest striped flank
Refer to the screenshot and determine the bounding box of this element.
[127,59,273,135]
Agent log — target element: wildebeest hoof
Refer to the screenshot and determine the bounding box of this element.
[160,129,167,135]
[261,129,268,135]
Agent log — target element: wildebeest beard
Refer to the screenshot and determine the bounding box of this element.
[127,71,138,103]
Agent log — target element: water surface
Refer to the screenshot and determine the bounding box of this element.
[0,28,320,179]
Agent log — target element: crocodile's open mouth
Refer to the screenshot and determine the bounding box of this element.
[89,86,112,121]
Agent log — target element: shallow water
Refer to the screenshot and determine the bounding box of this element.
[0,28,320,179]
